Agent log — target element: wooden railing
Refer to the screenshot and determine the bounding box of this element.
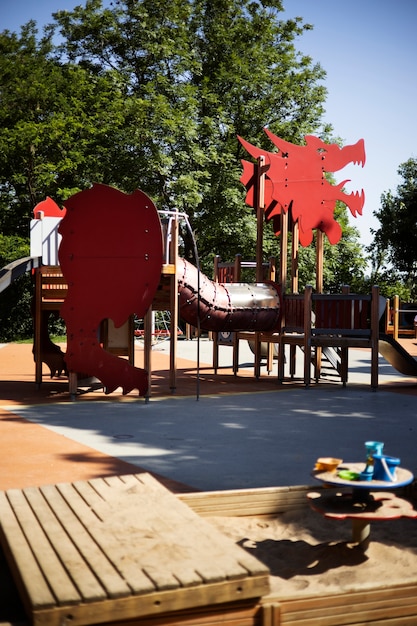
[385,295,417,340]
[278,286,380,388]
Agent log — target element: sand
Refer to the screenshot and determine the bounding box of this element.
[209,497,417,599]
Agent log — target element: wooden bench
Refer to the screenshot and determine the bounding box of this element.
[310,286,380,388]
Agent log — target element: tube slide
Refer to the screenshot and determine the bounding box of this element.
[177,258,281,332]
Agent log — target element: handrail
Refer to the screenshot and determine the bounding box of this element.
[280,286,379,388]
[386,295,417,341]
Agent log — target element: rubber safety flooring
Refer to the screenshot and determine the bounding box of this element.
[1,338,417,493]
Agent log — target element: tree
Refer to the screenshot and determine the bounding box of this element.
[369,158,417,300]
[297,205,367,293]
[0,23,129,340]
[0,0,369,340]
[0,235,33,341]
[51,0,330,269]
[0,23,130,238]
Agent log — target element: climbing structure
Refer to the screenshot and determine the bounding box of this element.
[20,132,381,395]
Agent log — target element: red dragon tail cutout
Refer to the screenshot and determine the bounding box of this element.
[238,130,365,246]
[58,184,163,395]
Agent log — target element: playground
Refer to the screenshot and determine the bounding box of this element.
[2,133,417,624]
[1,336,417,624]
[2,334,417,489]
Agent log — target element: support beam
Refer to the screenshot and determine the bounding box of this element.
[316,229,324,293]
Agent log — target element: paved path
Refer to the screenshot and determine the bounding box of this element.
[1,338,417,492]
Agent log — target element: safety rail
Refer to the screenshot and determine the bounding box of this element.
[278,286,380,388]
[313,293,372,336]
[385,295,417,340]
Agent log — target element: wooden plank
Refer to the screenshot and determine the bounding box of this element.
[56,481,158,596]
[85,476,267,584]
[32,576,268,626]
[310,336,370,348]
[114,600,262,626]
[0,474,270,626]
[313,293,371,302]
[39,484,130,600]
[6,489,82,606]
[179,485,315,517]
[276,583,417,625]
[0,491,55,611]
[23,486,106,604]
[277,582,417,611]
[278,599,417,626]
[182,482,412,519]
[162,263,176,275]
[106,474,269,580]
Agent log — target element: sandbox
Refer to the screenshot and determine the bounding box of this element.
[1,475,417,626]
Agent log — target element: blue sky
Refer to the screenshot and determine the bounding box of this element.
[283,1,417,248]
[1,0,416,249]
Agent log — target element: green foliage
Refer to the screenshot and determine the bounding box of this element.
[321,206,367,293]
[0,234,29,266]
[0,235,33,342]
[0,24,130,237]
[295,205,367,293]
[0,0,370,339]
[50,0,329,264]
[369,158,417,300]
[0,274,34,342]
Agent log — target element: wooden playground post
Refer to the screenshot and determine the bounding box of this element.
[254,156,266,377]
[255,156,266,283]
[280,211,289,294]
[386,295,417,339]
[385,298,391,334]
[169,213,179,391]
[144,308,153,399]
[291,219,299,294]
[393,294,399,341]
[316,229,324,294]
[144,212,179,399]
[370,285,380,389]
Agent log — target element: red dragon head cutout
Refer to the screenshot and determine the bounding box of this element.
[238,129,365,246]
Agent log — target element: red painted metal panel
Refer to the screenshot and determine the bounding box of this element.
[58,184,163,395]
[32,196,66,218]
[239,131,365,247]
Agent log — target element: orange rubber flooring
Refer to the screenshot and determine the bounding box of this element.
[1,338,417,493]
[0,341,288,493]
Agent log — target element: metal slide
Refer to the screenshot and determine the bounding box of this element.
[378,334,417,377]
[0,256,40,294]
[177,258,281,332]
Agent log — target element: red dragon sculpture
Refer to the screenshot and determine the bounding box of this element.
[58,184,163,395]
[238,129,365,246]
